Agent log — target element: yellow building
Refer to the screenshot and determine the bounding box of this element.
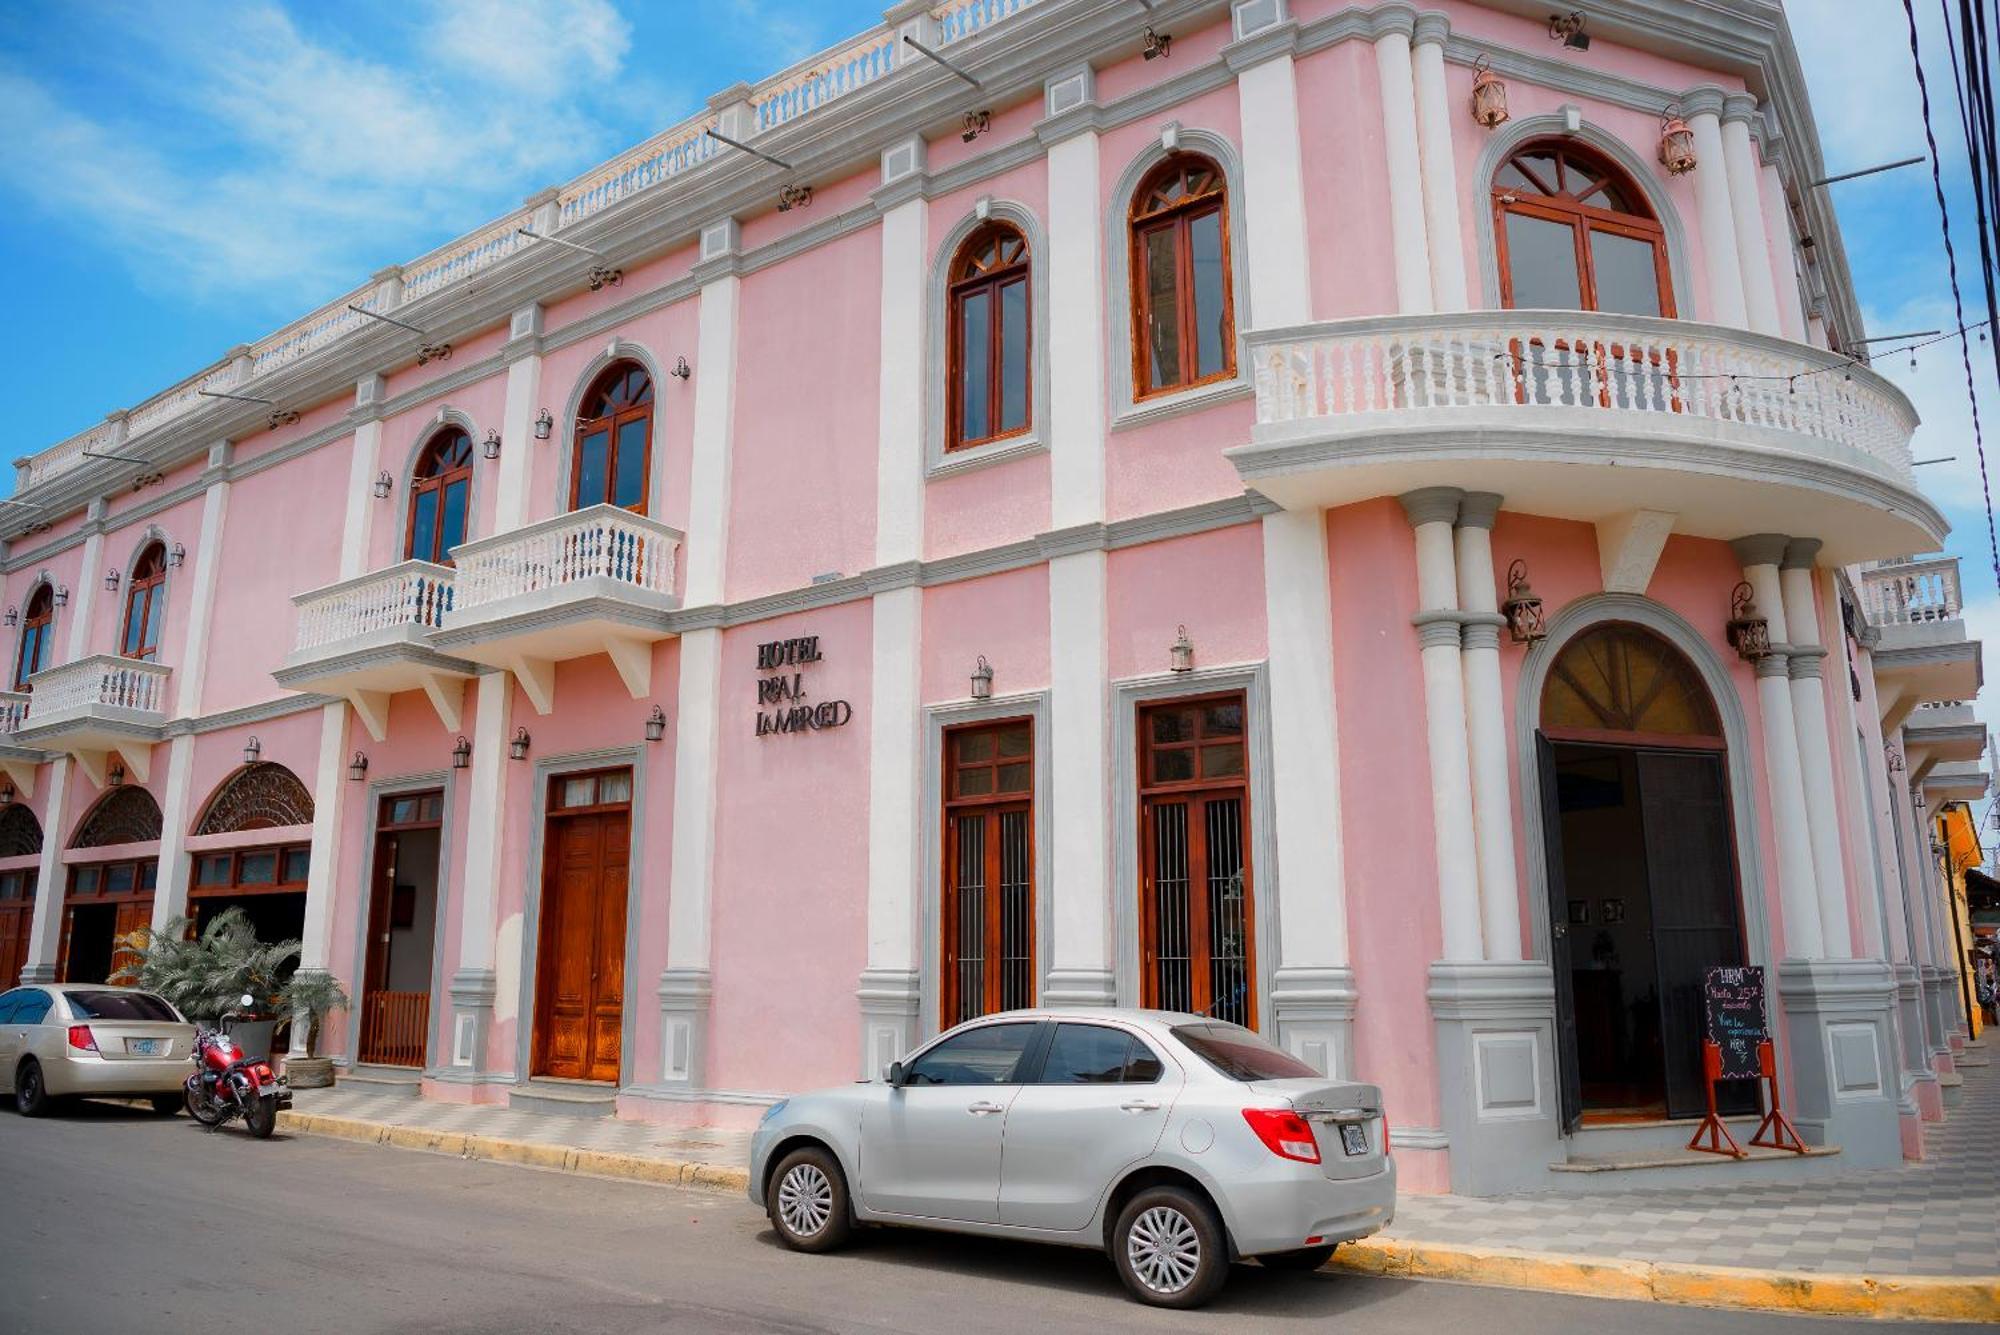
[1937,803,1984,1039]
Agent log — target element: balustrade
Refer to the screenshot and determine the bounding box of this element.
[290,562,457,653]
[451,505,681,613]
[1861,558,1963,626]
[23,656,171,720]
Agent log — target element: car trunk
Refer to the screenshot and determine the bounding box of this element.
[1247,1078,1386,1180]
[79,1019,192,1061]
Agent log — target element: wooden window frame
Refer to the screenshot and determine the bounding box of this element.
[569,363,655,516]
[1492,142,1675,319]
[405,429,475,566]
[1136,691,1257,1025]
[120,542,169,661]
[939,718,1035,1026]
[13,586,52,691]
[1129,156,1236,400]
[188,844,312,901]
[945,224,1033,453]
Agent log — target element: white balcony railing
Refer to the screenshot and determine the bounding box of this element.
[1248,311,1919,483]
[451,506,681,614]
[0,691,28,736]
[23,656,171,721]
[291,561,457,654]
[1860,557,1962,626]
[935,0,1041,44]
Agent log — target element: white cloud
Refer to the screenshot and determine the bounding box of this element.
[1789,0,1962,176]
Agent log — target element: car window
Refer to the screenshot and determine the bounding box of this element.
[63,990,179,1022]
[1171,1022,1318,1081]
[905,1023,1037,1086]
[12,992,53,1026]
[1037,1024,1164,1084]
[0,990,22,1024]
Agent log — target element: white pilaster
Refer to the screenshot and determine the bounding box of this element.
[496,305,544,532]
[290,702,353,1054]
[340,376,387,582]
[1235,43,1314,327]
[1779,542,1853,958]
[171,442,233,718]
[1400,488,1480,961]
[1684,90,1747,329]
[685,230,742,608]
[20,755,72,981]
[1455,494,1522,962]
[1410,16,1469,311]
[1047,550,1114,1004]
[65,503,106,660]
[876,183,927,568]
[442,672,508,1071]
[1373,22,1434,315]
[1046,117,1106,528]
[661,626,722,1085]
[1733,535,1822,958]
[1720,97,1781,336]
[150,735,198,929]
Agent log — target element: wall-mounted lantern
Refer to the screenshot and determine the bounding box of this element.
[451,735,472,769]
[103,569,120,593]
[970,655,994,701]
[1470,56,1510,128]
[107,759,126,787]
[644,706,667,743]
[1885,746,1906,774]
[372,470,394,500]
[348,751,369,782]
[509,727,531,761]
[167,542,186,568]
[1169,625,1195,674]
[242,735,261,766]
[671,356,692,381]
[1658,107,1698,175]
[533,409,554,441]
[4,608,18,629]
[52,586,68,609]
[482,429,502,461]
[1500,559,1546,643]
[1548,10,1589,49]
[1725,582,1771,661]
[0,778,14,806]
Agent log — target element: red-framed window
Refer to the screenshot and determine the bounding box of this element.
[940,719,1034,1025]
[1130,155,1234,398]
[571,362,654,514]
[120,542,168,661]
[946,223,1031,451]
[407,429,474,565]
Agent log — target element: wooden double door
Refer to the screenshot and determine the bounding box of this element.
[532,771,631,1083]
[0,871,35,990]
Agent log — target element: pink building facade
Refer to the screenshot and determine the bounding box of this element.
[0,0,1984,1195]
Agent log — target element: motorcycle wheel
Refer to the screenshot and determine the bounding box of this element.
[184,1084,223,1127]
[244,1095,277,1139]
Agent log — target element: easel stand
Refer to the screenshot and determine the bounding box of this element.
[1687,1039,1808,1157]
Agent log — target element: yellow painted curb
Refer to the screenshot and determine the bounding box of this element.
[275,1110,749,1196]
[1333,1238,2000,1323]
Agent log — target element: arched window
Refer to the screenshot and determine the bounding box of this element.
[121,542,168,661]
[571,362,653,514]
[947,223,1031,451]
[192,762,315,835]
[1541,623,1720,742]
[70,786,164,848]
[13,585,53,692]
[1493,141,1674,318]
[1130,155,1234,398]
[0,806,44,858]
[407,428,474,565]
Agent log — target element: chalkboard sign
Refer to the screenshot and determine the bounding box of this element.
[1703,965,1767,1080]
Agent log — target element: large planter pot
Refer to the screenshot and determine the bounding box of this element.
[223,1017,279,1061]
[285,1056,335,1089]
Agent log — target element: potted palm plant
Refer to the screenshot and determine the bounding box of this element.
[113,907,350,1086]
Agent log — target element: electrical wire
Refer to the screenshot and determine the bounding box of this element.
[1493,317,1992,383]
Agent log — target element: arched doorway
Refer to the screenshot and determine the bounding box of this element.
[188,762,315,946]
[1536,623,1749,1127]
[63,786,163,984]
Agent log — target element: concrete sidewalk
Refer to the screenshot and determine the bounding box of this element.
[282,1048,2000,1321]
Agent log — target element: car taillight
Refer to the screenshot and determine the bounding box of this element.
[1243,1108,1320,1164]
[67,1025,99,1053]
[1384,1118,1392,1155]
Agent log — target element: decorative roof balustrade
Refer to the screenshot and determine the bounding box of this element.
[754,29,899,133]
[935,0,1042,44]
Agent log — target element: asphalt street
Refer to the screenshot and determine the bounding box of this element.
[0,1099,1984,1335]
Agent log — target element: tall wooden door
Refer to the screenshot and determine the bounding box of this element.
[0,870,34,989]
[533,772,631,1083]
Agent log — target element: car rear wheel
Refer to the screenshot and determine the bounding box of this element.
[1111,1186,1229,1309]
[767,1146,852,1253]
[1258,1244,1336,1272]
[14,1059,53,1118]
[148,1095,182,1116]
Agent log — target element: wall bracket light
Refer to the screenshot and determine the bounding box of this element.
[373,471,394,500]
[348,751,369,782]
[644,706,667,743]
[242,735,261,766]
[167,543,186,568]
[1658,105,1698,175]
[672,356,692,381]
[482,429,502,460]
[1500,560,1546,643]
[533,409,554,441]
[452,735,472,769]
[1169,625,1195,674]
[51,586,68,609]
[103,569,120,593]
[1725,582,1772,661]
[1470,56,1510,128]
[970,655,994,701]
[509,727,531,761]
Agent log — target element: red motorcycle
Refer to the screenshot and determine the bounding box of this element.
[183,994,291,1138]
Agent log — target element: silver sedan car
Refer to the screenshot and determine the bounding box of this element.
[749,1009,1394,1308]
[2,984,196,1116]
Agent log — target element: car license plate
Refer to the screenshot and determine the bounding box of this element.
[1339,1123,1369,1157]
[129,1039,162,1056]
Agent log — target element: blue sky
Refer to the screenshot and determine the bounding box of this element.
[2,0,1997,757]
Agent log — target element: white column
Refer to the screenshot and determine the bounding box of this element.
[338,377,387,583]
[65,502,106,660]
[1374,21,1433,314]
[496,305,544,532]
[149,736,198,929]
[1733,534,1822,958]
[171,443,233,718]
[446,673,508,1070]
[1684,89,1747,329]
[1046,110,1105,528]
[1779,541,1853,958]
[1720,96,1782,337]
[1455,495,1521,961]
[1262,508,1355,1072]
[684,228,741,609]
[1410,15,1469,311]
[873,169,926,569]
[1400,488,1480,961]
[20,755,72,981]
[1235,41,1314,327]
[289,702,352,1057]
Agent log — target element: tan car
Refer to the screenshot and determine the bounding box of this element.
[1,984,197,1117]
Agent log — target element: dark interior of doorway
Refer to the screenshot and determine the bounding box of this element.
[195,893,306,949]
[65,903,117,984]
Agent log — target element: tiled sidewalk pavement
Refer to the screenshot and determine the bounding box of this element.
[1389,1040,2000,1277]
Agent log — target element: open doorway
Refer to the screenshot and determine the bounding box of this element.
[359,790,445,1068]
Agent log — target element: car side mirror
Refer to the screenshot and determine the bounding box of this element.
[883,1060,907,1087]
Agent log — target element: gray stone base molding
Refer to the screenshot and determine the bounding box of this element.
[1270,965,1358,1078]
[1041,966,1117,1008]
[1920,966,1957,1059]
[1775,958,1902,1169]
[1892,963,1935,1115]
[445,969,497,1074]
[856,966,921,1079]
[1427,959,1561,1196]
[656,966,713,1089]
[19,963,55,984]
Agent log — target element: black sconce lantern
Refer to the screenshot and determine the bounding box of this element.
[52,586,68,609]
[509,727,531,761]
[103,569,120,593]
[168,542,186,568]
[1886,746,1906,774]
[348,751,369,782]
[242,735,261,766]
[107,759,126,788]
[1500,559,1546,644]
[671,356,691,381]
[482,429,502,461]
[451,735,472,769]
[1548,9,1589,49]
[1142,25,1172,59]
[372,471,393,500]
[1169,625,1195,674]
[644,706,667,743]
[0,778,14,806]
[4,607,17,629]
[533,409,554,441]
[1725,582,1771,661]
[970,655,994,701]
